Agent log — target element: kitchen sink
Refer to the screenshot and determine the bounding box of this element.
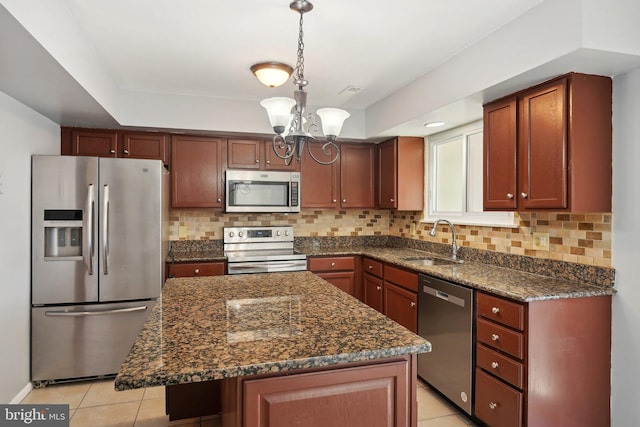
[402,256,463,266]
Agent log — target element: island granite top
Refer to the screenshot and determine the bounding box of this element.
[114,271,432,391]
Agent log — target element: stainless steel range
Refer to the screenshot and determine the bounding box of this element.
[224,226,307,275]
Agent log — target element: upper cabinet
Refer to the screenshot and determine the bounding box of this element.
[377,137,424,210]
[61,128,169,168]
[227,138,300,171]
[301,142,340,209]
[483,73,612,212]
[171,135,225,209]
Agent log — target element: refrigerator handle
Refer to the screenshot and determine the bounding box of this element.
[44,305,148,317]
[86,184,95,275]
[103,184,110,275]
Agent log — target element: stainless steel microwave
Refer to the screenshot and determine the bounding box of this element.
[225,170,301,213]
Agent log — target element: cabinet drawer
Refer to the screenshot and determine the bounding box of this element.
[308,256,355,272]
[169,262,225,277]
[384,265,418,293]
[477,318,524,359]
[477,344,524,389]
[477,292,524,331]
[363,258,383,278]
[475,368,523,427]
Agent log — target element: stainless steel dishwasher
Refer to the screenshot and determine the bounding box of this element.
[417,274,474,415]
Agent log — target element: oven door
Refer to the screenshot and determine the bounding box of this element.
[227,260,307,275]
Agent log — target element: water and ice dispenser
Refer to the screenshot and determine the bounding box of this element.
[43,210,83,259]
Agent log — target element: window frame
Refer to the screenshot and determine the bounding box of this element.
[423,120,517,228]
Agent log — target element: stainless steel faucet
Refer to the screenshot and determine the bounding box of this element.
[429,219,459,261]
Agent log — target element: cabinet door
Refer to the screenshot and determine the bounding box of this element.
[384,282,417,333]
[316,271,355,296]
[363,273,384,313]
[171,136,224,208]
[71,130,118,157]
[340,143,375,208]
[519,78,567,209]
[264,139,300,171]
[483,97,517,210]
[301,142,340,208]
[377,138,397,209]
[122,133,169,166]
[227,138,262,169]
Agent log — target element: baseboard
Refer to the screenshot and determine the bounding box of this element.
[10,382,32,404]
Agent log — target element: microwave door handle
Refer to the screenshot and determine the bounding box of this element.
[102,184,109,275]
[85,184,94,275]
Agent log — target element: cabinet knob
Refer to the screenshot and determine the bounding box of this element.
[194,268,200,274]
[331,262,336,267]
[491,333,500,341]
[491,361,499,369]
[390,199,394,202]
[491,307,500,314]
[123,149,129,155]
[256,159,260,163]
[342,199,346,203]
[110,149,116,154]
[506,193,514,199]
[333,199,337,203]
[368,265,373,270]
[266,160,270,164]
[217,198,222,202]
[521,192,529,199]
[376,286,382,291]
[410,301,416,308]
[489,402,498,410]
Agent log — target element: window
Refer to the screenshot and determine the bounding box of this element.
[425,120,516,227]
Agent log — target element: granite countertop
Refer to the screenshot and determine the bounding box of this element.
[169,245,615,302]
[114,271,431,391]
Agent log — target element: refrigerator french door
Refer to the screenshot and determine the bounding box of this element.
[31,155,167,382]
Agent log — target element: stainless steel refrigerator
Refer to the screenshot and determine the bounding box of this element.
[31,155,168,382]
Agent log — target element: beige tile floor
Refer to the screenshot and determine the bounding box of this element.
[21,378,476,427]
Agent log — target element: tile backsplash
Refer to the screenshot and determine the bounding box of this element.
[170,209,612,268]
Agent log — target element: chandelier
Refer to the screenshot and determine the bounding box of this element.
[252,0,350,165]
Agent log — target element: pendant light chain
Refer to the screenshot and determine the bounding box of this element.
[295,11,305,85]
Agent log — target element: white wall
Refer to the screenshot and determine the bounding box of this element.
[611,67,640,425]
[0,91,59,403]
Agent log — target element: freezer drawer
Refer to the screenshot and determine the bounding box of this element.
[31,301,155,382]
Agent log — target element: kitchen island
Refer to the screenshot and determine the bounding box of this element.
[115,271,431,427]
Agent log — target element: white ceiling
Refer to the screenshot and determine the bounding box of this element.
[1,0,640,138]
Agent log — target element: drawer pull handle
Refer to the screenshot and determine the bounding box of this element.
[194,268,200,274]
[491,307,500,314]
[489,402,498,410]
[491,362,499,369]
[491,333,499,341]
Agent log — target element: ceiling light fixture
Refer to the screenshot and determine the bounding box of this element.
[250,62,294,88]
[424,121,445,128]
[256,0,350,165]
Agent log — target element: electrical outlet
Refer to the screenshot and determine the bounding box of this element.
[410,222,416,234]
[533,232,550,250]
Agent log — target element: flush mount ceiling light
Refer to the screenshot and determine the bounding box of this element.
[250,62,294,88]
[424,121,445,128]
[255,0,350,165]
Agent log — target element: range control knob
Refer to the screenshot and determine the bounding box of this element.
[285,230,289,236]
[229,231,235,238]
[276,230,281,236]
[238,231,244,238]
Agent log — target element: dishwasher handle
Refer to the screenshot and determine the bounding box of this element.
[422,284,466,308]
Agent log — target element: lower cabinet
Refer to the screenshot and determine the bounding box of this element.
[308,256,358,298]
[222,355,417,427]
[362,257,418,333]
[474,291,612,427]
[164,261,225,420]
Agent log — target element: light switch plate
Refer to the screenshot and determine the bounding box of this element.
[533,232,550,250]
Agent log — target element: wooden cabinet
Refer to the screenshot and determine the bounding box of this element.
[308,256,357,297]
[362,258,418,333]
[167,261,226,278]
[62,128,170,167]
[340,143,376,208]
[483,73,612,211]
[223,355,416,427]
[377,137,424,210]
[301,142,375,209]
[474,291,612,427]
[171,135,225,208]
[227,138,299,171]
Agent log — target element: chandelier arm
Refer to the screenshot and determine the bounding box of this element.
[271,135,295,160]
[305,139,340,165]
